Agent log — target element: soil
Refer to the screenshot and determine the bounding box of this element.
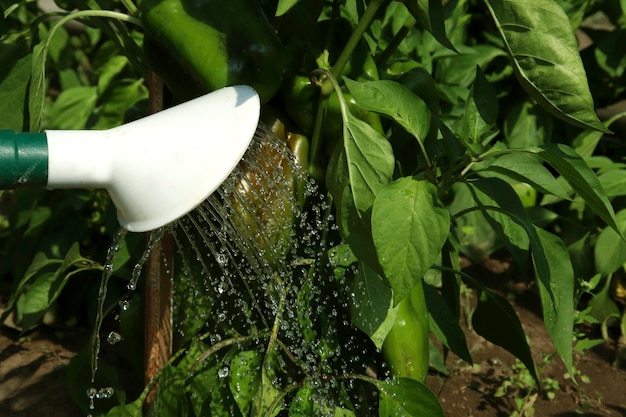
[1,262,626,417]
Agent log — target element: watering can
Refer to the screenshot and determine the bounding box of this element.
[0,85,260,232]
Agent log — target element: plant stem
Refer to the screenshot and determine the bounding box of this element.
[331,0,388,79]
[376,15,416,67]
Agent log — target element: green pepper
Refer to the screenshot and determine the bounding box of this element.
[228,112,309,269]
[282,74,382,139]
[139,0,286,103]
[382,280,429,382]
[279,18,383,178]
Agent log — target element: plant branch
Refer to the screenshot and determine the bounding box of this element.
[331,0,388,79]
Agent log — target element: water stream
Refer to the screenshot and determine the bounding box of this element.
[87,126,371,414]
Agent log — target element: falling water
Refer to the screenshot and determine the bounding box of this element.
[89,228,126,384]
[88,125,375,415]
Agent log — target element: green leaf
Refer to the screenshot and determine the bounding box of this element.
[326,151,382,274]
[29,41,47,131]
[183,341,236,416]
[275,0,299,16]
[503,100,553,148]
[229,350,262,416]
[528,144,621,236]
[97,54,128,93]
[0,47,31,130]
[463,66,499,144]
[154,366,189,417]
[403,0,456,51]
[95,79,148,129]
[289,383,314,416]
[344,78,431,145]
[464,179,574,374]
[477,151,570,200]
[350,262,394,349]
[424,284,472,363]
[588,275,621,322]
[483,0,609,132]
[378,378,445,417]
[251,343,282,417]
[470,282,539,386]
[16,243,98,330]
[105,397,144,417]
[572,111,626,158]
[594,209,626,276]
[47,86,98,129]
[344,114,395,215]
[533,227,575,377]
[598,169,626,198]
[372,177,450,303]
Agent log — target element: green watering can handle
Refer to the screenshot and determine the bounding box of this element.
[0,130,48,188]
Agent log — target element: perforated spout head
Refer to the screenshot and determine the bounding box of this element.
[0,86,260,232]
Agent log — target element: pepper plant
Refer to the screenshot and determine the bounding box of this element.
[1,0,626,416]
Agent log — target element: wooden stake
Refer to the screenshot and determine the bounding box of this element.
[143,71,173,411]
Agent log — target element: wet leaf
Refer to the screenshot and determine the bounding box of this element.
[372,177,450,303]
[289,383,314,416]
[377,378,445,417]
[229,350,262,416]
[153,366,189,417]
[350,261,394,349]
[251,344,282,417]
[484,0,609,132]
[326,101,394,217]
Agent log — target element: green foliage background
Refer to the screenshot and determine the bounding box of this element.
[1,0,626,415]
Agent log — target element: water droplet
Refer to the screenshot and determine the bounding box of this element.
[216,253,228,266]
[98,387,115,399]
[119,299,130,311]
[218,367,229,378]
[107,331,123,345]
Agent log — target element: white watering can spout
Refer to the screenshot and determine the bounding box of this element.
[0,85,260,232]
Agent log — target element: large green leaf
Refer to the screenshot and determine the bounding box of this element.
[532,227,575,377]
[403,0,456,51]
[462,66,499,145]
[0,45,31,130]
[483,0,609,132]
[503,100,553,148]
[229,350,262,416]
[424,283,472,363]
[469,280,539,386]
[350,262,394,349]
[377,378,445,417]
[372,177,450,303]
[342,113,395,215]
[528,144,621,236]
[594,209,626,276]
[343,78,431,145]
[466,178,574,375]
[477,151,570,200]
